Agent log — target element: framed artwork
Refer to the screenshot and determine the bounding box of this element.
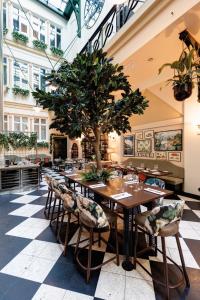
[154,129,182,151]
[168,152,181,162]
[155,152,167,160]
[137,139,151,153]
[135,132,143,140]
[144,130,154,139]
[149,152,154,158]
[123,135,135,156]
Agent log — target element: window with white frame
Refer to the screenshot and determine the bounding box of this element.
[34,118,47,141]
[3,57,8,86]
[50,24,61,49]
[32,16,46,42]
[4,115,8,132]
[14,116,29,132]
[13,60,29,89]
[13,7,28,34]
[3,2,7,29]
[33,66,46,91]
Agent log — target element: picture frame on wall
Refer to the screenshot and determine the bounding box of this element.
[154,129,182,151]
[137,139,151,153]
[123,135,135,156]
[155,152,167,160]
[135,131,143,140]
[168,152,181,162]
[149,152,154,158]
[144,130,154,139]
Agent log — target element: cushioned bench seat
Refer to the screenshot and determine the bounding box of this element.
[160,176,183,185]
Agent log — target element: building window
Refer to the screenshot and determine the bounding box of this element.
[3,57,8,86]
[34,118,47,141]
[3,2,7,29]
[4,115,8,132]
[13,7,28,34]
[50,24,61,49]
[14,116,21,132]
[22,117,28,132]
[13,61,29,89]
[33,66,46,91]
[33,16,46,42]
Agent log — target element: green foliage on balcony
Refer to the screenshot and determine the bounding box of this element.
[33,40,48,51]
[3,28,8,35]
[0,132,37,150]
[37,141,49,148]
[50,47,64,57]
[12,31,29,44]
[12,87,30,97]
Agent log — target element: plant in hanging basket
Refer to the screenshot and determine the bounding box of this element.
[159,48,200,101]
[12,31,29,44]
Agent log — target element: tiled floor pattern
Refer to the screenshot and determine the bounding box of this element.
[0,178,199,299]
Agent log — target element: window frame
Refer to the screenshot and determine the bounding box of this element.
[50,23,62,49]
[34,118,47,141]
[13,6,29,35]
[13,60,29,90]
[3,57,8,86]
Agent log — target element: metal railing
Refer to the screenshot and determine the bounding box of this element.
[80,0,145,54]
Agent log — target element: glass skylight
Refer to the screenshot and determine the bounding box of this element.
[36,0,69,16]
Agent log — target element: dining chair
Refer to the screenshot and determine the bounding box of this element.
[133,200,190,300]
[75,194,119,283]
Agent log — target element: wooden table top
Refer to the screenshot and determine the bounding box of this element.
[61,172,174,209]
[111,165,171,177]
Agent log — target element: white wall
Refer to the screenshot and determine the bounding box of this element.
[184,88,200,195]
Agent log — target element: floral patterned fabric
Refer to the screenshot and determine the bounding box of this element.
[57,183,77,211]
[145,177,165,205]
[141,200,184,236]
[76,194,109,229]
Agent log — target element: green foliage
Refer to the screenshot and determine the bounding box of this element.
[159,48,199,86]
[33,40,48,51]
[50,47,64,57]
[37,141,49,148]
[12,87,30,97]
[3,28,8,35]
[0,132,37,150]
[12,31,28,44]
[81,165,112,182]
[32,49,148,169]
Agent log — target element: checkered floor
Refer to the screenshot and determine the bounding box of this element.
[0,179,199,300]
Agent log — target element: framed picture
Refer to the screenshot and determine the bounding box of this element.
[137,139,151,153]
[154,129,182,151]
[123,135,135,156]
[135,131,143,140]
[144,130,154,139]
[155,152,167,160]
[168,152,181,162]
[149,152,154,158]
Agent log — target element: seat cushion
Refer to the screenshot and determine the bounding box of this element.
[76,194,109,229]
[161,176,183,185]
[57,183,77,210]
[135,200,184,236]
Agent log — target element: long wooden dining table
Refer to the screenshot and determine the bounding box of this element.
[61,172,174,271]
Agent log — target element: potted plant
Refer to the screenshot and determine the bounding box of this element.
[159,49,199,101]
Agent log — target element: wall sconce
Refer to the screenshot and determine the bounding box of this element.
[197,125,200,135]
[108,131,118,142]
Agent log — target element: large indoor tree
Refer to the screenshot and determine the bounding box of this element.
[32,49,148,170]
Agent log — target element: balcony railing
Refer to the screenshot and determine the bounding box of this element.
[80,0,145,54]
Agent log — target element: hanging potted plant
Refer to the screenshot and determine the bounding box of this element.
[159,48,199,101]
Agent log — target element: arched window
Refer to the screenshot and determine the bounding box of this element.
[71,143,78,159]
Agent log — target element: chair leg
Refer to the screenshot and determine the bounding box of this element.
[55,198,62,234]
[161,237,170,300]
[114,221,120,266]
[50,196,57,226]
[87,228,93,283]
[63,212,71,256]
[175,233,190,288]
[57,210,65,242]
[44,189,50,211]
[47,190,53,219]
[133,224,138,269]
[98,232,101,247]
[75,224,83,255]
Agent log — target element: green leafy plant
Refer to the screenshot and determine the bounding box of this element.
[37,141,49,148]
[32,40,48,51]
[33,49,148,170]
[0,133,9,151]
[50,47,64,57]
[12,87,29,97]
[12,31,28,44]
[81,165,112,182]
[159,48,200,101]
[3,28,8,35]
[0,132,37,150]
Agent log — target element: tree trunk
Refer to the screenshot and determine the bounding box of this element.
[94,127,102,171]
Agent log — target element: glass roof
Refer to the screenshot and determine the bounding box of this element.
[36,0,70,17]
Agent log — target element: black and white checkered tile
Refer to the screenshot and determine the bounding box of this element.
[0,179,199,300]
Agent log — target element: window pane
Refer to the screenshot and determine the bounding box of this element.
[41,125,46,140]
[3,57,7,85]
[34,124,39,139]
[22,117,28,132]
[4,115,8,131]
[14,116,21,132]
[41,119,46,125]
[3,2,7,28]
[13,61,28,89]
[40,69,46,91]
[34,118,39,124]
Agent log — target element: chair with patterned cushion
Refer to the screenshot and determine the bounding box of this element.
[44,175,54,218]
[133,200,190,300]
[145,177,165,206]
[56,183,79,256]
[75,194,119,283]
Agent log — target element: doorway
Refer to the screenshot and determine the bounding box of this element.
[53,137,67,159]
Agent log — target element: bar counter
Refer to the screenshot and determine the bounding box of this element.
[0,164,40,191]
